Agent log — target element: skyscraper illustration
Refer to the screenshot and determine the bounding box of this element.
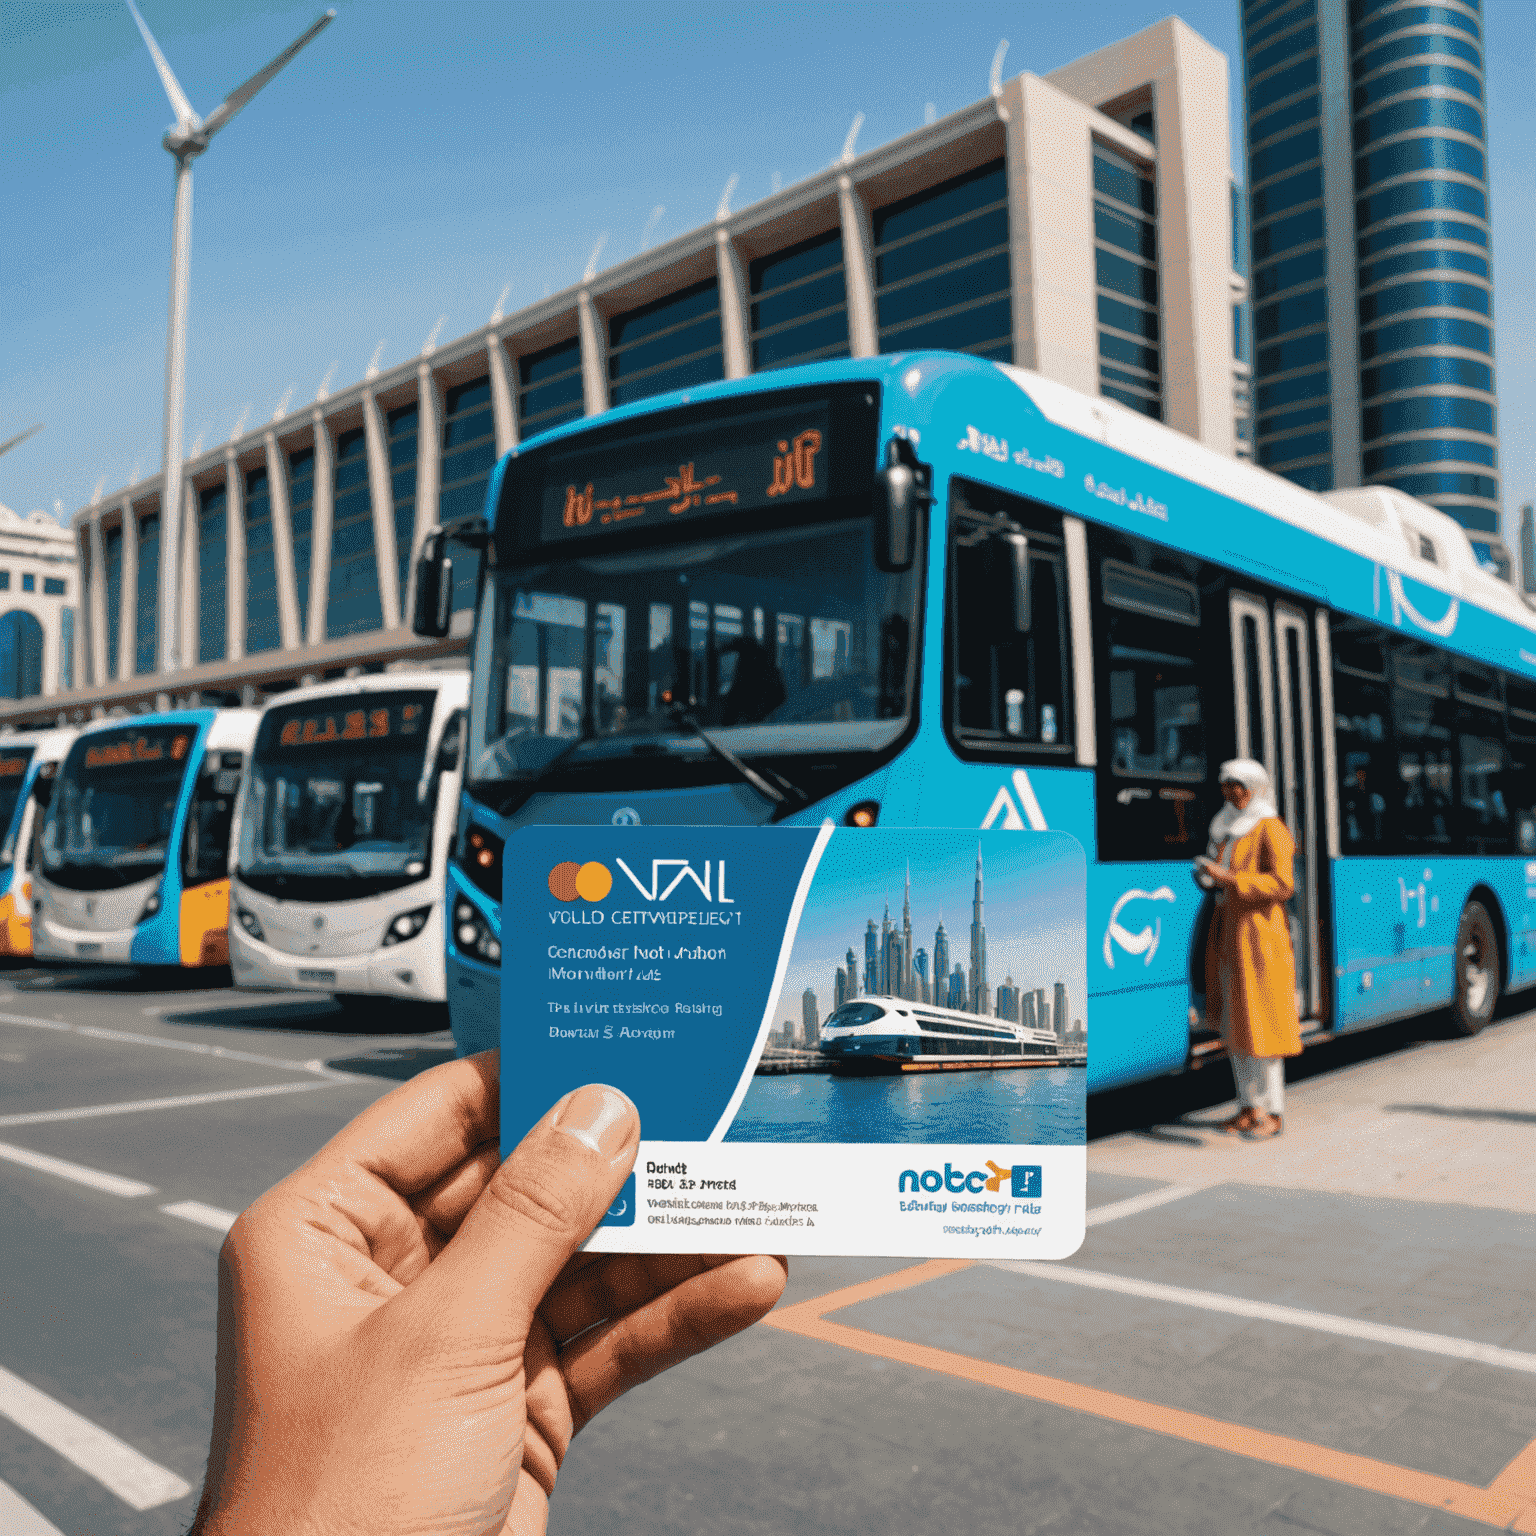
[901,863,914,1000]
[1054,980,1068,1038]
[846,947,859,999]
[970,846,990,1015]
[802,988,819,1047]
[1241,0,1504,571]
[913,947,930,1004]
[933,916,949,1000]
[864,920,878,996]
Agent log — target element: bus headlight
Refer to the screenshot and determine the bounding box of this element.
[382,906,432,947]
[235,906,265,942]
[460,824,504,901]
[453,896,501,967]
[137,891,162,925]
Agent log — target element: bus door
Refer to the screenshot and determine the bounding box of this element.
[1228,592,1324,1023]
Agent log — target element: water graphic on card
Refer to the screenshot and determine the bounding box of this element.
[503,826,1086,1259]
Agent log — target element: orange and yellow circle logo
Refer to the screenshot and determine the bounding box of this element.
[548,861,613,902]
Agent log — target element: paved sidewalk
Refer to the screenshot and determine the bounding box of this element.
[1089,1010,1536,1212]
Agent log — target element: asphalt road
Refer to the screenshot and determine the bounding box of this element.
[1,962,1532,1536]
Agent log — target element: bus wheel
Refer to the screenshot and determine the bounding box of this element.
[1451,901,1499,1037]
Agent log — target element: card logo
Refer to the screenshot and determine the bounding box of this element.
[598,1173,636,1228]
[548,861,614,902]
[899,1162,1042,1198]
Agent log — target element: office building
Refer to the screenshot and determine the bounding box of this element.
[802,988,820,1047]
[0,505,77,703]
[1054,980,1069,1037]
[1241,0,1504,569]
[16,19,1246,727]
[996,977,1021,1023]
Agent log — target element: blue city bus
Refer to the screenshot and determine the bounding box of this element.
[0,727,77,959]
[31,708,260,969]
[413,352,1536,1090]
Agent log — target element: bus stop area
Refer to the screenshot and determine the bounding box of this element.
[0,968,1533,1536]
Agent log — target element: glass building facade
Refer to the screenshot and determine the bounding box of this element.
[517,337,583,438]
[103,523,122,678]
[134,512,159,676]
[387,402,419,606]
[608,280,725,407]
[327,427,381,638]
[750,229,850,371]
[873,159,1012,362]
[1094,146,1162,418]
[198,484,227,663]
[287,446,315,629]
[441,378,496,612]
[1242,0,1499,552]
[244,466,280,655]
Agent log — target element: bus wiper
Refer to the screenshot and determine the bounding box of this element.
[486,734,591,818]
[664,705,808,810]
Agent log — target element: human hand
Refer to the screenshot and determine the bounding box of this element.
[189,1053,787,1536]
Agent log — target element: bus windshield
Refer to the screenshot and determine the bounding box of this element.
[0,746,35,865]
[469,518,918,798]
[237,690,441,900]
[40,725,196,890]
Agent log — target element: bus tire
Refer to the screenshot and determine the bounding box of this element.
[1451,901,1499,1037]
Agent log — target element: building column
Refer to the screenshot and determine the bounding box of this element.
[118,500,139,681]
[715,230,751,379]
[87,516,108,687]
[486,333,518,456]
[306,411,334,647]
[180,479,198,671]
[224,452,246,661]
[577,291,609,415]
[406,364,443,634]
[361,387,401,631]
[1000,75,1040,373]
[264,431,302,651]
[837,174,879,359]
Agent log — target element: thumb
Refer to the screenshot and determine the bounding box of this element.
[408,1083,640,1338]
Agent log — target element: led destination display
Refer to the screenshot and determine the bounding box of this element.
[261,692,431,756]
[538,401,831,544]
[80,729,192,772]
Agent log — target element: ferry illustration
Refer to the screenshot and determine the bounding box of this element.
[817,995,1085,1075]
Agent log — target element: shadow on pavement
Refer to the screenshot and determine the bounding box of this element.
[325,1041,458,1081]
[7,964,235,993]
[156,996,450,1038]
[1087,986,1535,1143]
[1382,1103,1536,1125]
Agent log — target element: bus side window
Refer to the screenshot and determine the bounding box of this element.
[1506,679,1536,854]
[1330,615,1392,853]
[184,755,240,887]
[1454,663,1510,855]
[946,479,1072,755]
[1388,640,1453,852]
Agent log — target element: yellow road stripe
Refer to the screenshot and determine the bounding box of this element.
[765,1261,1536,1531]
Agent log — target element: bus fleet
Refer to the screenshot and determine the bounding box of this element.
[7,350,1534,1100]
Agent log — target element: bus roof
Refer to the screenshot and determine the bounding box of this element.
[251,670,470,713]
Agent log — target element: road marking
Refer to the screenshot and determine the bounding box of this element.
[1085,1184,1200,1226]
[0,1477,66,1536]
[0,1141,156,1198]
[0,1010,371,1080]
[160,1199,238,1232]
[991,1260,1536,1375]
[766,1263,1536,1531]
[0,1079,335,1128]
[0,1365,191,1511]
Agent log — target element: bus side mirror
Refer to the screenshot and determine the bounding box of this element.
[413,540,454,639]
[991,531,1032,636]
[873,439,926,573]
[436,711,464,775]
[31,764,56,809]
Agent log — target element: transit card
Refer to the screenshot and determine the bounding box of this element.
[502,825,1087,1259]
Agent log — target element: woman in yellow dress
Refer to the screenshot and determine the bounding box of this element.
[1195,759,1303,1140]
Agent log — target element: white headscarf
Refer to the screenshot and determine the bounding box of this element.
[1205,758,1279,860]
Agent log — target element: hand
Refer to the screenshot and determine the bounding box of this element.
[1196,857,1235,889]
[189,1054,787,1536]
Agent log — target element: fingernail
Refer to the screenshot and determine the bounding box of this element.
[554,1084,637,1160]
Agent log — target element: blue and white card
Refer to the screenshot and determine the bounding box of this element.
[502,825,1087,1259]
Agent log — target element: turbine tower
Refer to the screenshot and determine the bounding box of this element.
[125,0,334,674]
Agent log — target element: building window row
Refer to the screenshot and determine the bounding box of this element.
[1352,6,1480,52]
[1246,0,1317,55]
[1353,62,1482,113]
[1093,146,1160,419]
[1354,95,1483,151]
[0,572,64,596]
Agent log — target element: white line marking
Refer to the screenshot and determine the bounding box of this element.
[989,1260,1536,1375]
[0,1079,335,1127]
[0,1141,156,1198]
[0,1365,192,1511]
[1085,1184,1201,1227]
[0,1476,67,1535]
[160,1200,238,1232]
[0,1011,371,1080]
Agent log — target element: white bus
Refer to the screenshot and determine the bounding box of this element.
[228,671,468,1007]
[0,726,78,959]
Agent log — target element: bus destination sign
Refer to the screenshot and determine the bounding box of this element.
[539,401,830,544]
[0,750,31,779]
[262,692,433,758]
[83,731,192,771]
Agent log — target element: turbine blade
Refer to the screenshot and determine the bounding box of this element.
[0,423,43,461]
[124,0,199,128]
[200,9,335,139]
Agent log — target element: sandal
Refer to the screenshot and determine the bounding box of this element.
[1215,1108,1257,1135]
[1241,1112,1283,1140]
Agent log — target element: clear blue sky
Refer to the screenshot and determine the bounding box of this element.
[1,1,1531,549]
[771,830,1086,1031]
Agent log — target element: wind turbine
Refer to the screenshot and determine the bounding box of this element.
[125,0,335,674]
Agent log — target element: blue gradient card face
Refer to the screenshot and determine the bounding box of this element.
[502,826,1086,1259]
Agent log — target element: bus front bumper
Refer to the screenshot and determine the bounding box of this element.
[230,926,445,1002]
[33,914,137,964]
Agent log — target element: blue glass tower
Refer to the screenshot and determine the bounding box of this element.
[1242,0,1502,566]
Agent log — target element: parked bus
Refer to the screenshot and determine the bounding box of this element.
[228,671,468,1007]
[32,709,259,968]
[412,352,1536,1092]
[0,727,77,957]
